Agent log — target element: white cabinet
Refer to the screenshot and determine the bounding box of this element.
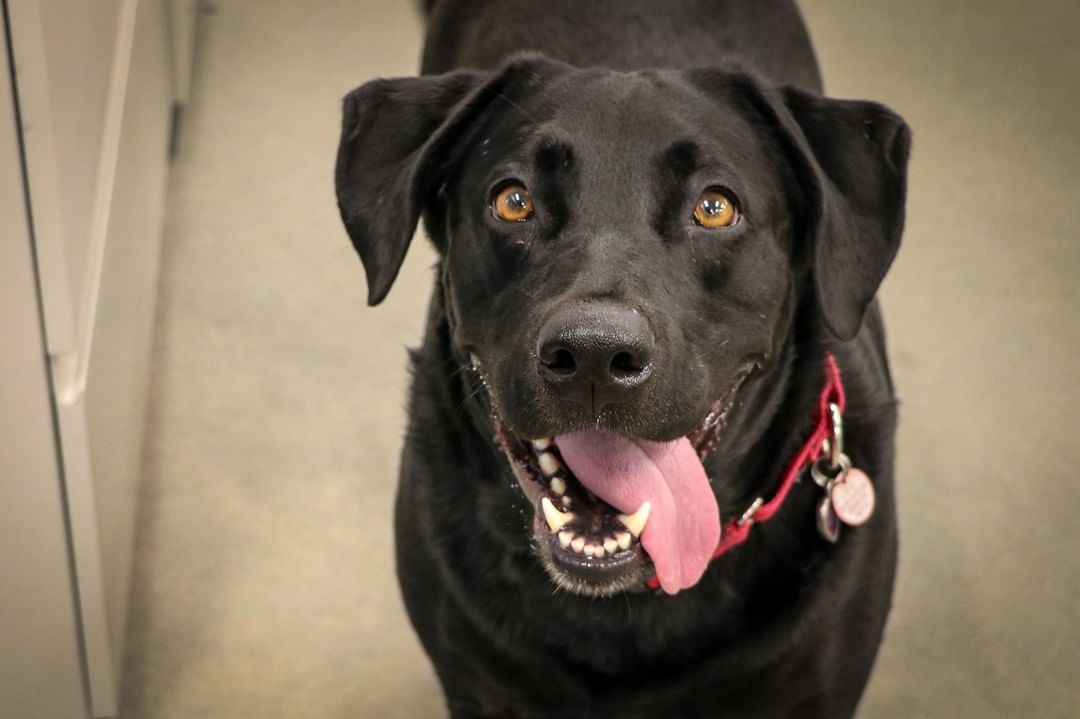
[0,37,88,719]
[1,1,196,716]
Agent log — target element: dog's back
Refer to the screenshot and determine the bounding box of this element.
[422,0,821,92]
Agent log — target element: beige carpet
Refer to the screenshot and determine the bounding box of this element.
[121,1,1080,717]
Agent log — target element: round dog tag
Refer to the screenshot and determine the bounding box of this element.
[830,467,875,526]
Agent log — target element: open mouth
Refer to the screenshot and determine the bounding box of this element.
[492,366,753,597]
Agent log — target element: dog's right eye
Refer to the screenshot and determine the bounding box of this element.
[491,184,534,222]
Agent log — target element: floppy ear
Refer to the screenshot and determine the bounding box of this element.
[779,86,912,339]
[335,71,481,305]
[335,56,560,305]
[689,69,910,338]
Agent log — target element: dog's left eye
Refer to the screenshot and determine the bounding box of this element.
[491,184,534,222]
[693,189,739,229]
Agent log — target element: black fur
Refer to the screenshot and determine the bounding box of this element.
[335,2,910,716]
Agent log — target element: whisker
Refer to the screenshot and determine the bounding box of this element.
[509,285,541,301]
[496,92,538,124]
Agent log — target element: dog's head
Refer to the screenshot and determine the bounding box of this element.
[336,55,909,596]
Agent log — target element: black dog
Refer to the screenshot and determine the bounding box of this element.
[335,1,910,716]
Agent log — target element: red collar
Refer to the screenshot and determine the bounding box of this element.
[644,352,846,591]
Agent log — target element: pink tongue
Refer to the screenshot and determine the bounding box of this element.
[554,431,721,595]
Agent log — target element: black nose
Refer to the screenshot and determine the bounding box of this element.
[537,304,655,409]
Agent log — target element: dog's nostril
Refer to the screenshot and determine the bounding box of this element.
[610,351,645,378]
[544,348,577,376]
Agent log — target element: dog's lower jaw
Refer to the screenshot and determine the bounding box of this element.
[536,545,654,597]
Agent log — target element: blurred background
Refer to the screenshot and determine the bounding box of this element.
[1,1,1077,717]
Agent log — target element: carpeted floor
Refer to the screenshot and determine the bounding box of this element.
[120,1,1080,717]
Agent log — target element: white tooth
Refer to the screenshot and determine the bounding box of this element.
[615,531,632,550]
[617,502,651,538]
[538,452,562,476]
[531,438,552,450]
[604,537,618,555]
[589,543,605,558]
[571,536,586,553]
[558,531,573,549]
[541,497,573,533]
[469,353,481,369]
[561,496,572,508]
[550,477,567,495]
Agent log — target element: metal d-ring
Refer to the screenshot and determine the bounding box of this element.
[821,402,844,468]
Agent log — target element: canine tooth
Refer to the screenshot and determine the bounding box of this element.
[603,537,618,555]
[617,502,651,538]
[550,477,567,495]
[558,531,573,549]
[531,438,552,450]
[615,531,632,550]
[571,536,586,553]
[538,452,562,476]
[541,497,574,532]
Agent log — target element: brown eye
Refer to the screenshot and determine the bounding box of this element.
[491,184,534,222]
[693,189,738,229]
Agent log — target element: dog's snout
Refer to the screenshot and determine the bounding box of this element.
[537,304,655,408]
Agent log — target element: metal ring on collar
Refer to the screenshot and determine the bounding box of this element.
[811,452,851,489]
